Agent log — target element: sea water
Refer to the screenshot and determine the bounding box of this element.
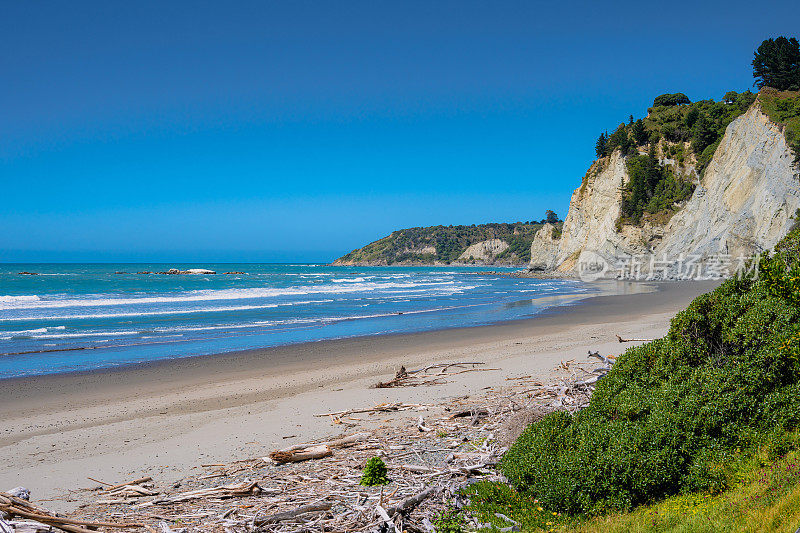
[0,264,593,378]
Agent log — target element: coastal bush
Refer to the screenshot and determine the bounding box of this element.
[335,221,552,265]
[752,36,800,91]
[620,151,694,224]
[653,93,691,107]
[497,228,800,515]
[360,456,390,486]
[432,506,467,533]
[758,88,800,167]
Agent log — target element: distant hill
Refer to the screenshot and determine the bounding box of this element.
[333,221,562,266]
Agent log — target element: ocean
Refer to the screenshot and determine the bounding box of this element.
[0,263,594,378]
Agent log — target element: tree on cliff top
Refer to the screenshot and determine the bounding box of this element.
[753,36,800,91]
[653,93,691,107]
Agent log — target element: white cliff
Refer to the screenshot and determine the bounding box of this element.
[528,223,561,271]
[657,104,800,260]
[530,103,800,275]
[458,239,509,262]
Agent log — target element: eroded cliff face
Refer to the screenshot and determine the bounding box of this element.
[528,224,560,271]
[458,239,509,262]
[530,104,800,275]
[657,104,800,260]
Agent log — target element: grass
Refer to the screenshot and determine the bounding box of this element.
[464,449,800,532]
[458,228,800,531]
[758,88,800,168]
[571,449,800,533]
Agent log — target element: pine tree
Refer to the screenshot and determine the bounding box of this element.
[752,36,800,91]
[595,133,607,158]
[632,119,648,146]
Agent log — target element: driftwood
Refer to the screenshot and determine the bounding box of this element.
[386,486,437,517]
[138,481,263,506]
[373,362,494,388]
[448,408,489,420]
[0,492,141,533]
[616,334,652,343]
[255,501,332,525]
[103,477,152,492]
[269,444,333,464]
[314,402,426,418]
[18,357,604,533]
[277,432,371,453]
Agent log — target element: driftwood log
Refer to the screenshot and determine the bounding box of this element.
[616,334,652,343]
[276,432,371,453]
[1,491,142,533]
[269,445,333,464]
[255,501,332,525]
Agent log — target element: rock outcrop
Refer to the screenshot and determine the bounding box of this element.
[528,224,560,271]
[531,103,800,277]
[657,104,800,260]
[457,239,509,262]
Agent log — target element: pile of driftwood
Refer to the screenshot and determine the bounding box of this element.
[8,350,618,533]
[1,488,141,533]
[373,362,497,388]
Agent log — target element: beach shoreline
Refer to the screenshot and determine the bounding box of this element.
[0,280,719,509]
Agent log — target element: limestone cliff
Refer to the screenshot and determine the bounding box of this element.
[457,239,509,262]
[530,103,800,276]
[528,224,560,271]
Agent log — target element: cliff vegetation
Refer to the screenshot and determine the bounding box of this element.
[334,215,562,266]
[461,227,800,530]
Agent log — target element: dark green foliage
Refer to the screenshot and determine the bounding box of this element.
[499,228,800,516]
[595,90,757,176]
[690,113,718,154]
[595,132,608,158]
[653,93,691,107]
[545,209,559,225]
[684,107,700,128]
[752,36,800,91]
[360,456,390,486]
[631,119,648,146]
[462,482,571,530]
[336,220,561,265]
[621,151,694,224]
[758,88,800,167]
[432,506,467,533]
[606,124,632,155]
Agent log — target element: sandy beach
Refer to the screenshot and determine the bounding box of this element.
[0,280,718,509]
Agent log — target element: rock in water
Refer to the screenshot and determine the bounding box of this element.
[183,269,216,274]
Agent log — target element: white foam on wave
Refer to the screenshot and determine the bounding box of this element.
[0,295,41,305]
[38,331,141,339]
[1,325,67,337]
[0,299,336,322]
[0,281,471,311]
[0,304,279,322]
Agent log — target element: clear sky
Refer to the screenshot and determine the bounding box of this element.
[2,1,798,262]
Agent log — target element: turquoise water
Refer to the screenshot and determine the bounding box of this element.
[0,264,593,378]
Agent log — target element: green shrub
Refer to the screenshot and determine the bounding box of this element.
[360,456,390,486]
[758,88,800,167]
[432,506,467,533]
[653,93,691,107]
[498,228,800,516]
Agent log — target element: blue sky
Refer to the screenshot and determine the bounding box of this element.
[2,1,798,262]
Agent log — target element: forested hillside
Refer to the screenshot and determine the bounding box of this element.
[333,215,562,266]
